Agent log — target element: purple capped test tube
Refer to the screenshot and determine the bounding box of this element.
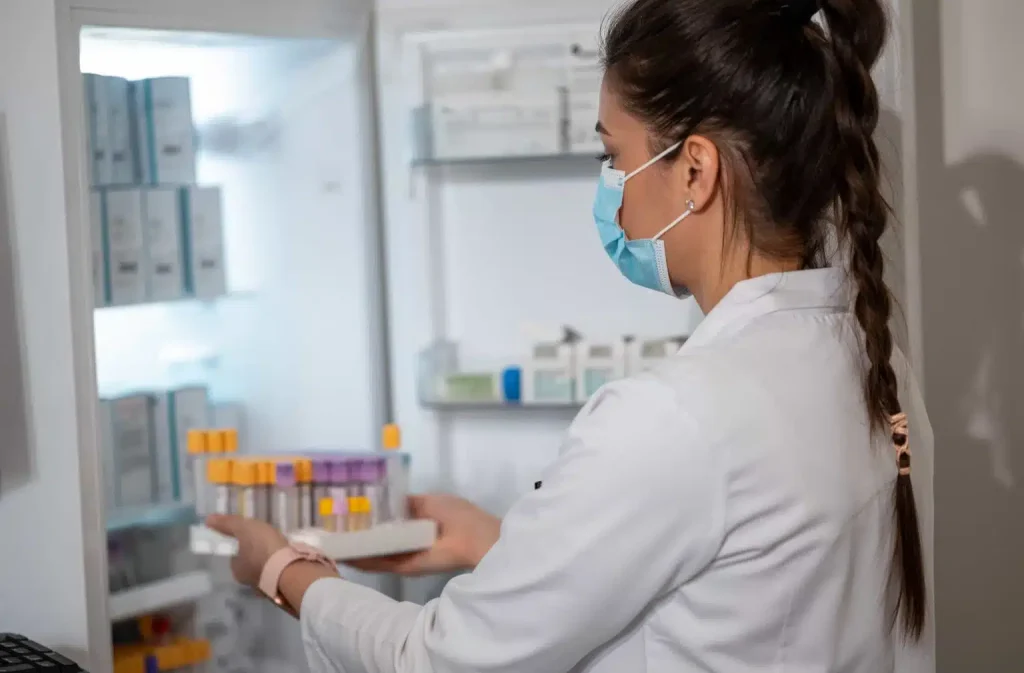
[276,462,297,533]
[312,458,331,528]
[330,459,350,531]
[363,457,387,526]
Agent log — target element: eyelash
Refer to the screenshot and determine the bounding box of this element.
[597,153,612,163]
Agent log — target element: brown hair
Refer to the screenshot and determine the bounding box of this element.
[602,0,924,639]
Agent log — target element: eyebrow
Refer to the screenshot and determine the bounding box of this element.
[595,121,610,135]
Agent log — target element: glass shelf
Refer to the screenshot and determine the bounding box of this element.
[411,152,600,168]
[94,290,257,312]
[421,399,583,411]
[107,501,197,534]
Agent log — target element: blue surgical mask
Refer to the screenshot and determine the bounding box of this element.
[593,142,695,296]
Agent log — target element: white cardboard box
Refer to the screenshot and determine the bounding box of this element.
[132,77,197,185]
[109,395,156,508]
[566,40,604,154]
[89,191,107,307]
[104,188,146,305]
[429,92,562,159]
[106,76,135,185]
[154,387,210,504]
[84,74,112,186]
[84,75,134,186]
[181,186,227,297]
[142,187,185,301]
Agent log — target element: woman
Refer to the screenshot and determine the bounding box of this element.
[209,0,935,670]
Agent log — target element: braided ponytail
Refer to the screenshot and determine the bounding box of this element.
[819,0,926,640]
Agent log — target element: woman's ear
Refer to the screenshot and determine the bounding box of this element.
[680,135,720,211]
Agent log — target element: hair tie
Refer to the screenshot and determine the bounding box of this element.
[779,0,820,25]
[891,412,910,476]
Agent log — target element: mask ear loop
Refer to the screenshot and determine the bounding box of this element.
[624,142,683,181]
[653,200,696,240]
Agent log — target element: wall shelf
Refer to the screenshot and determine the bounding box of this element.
[107,502,197,534]
[108,570,213,622]
[412,152,599,168]
[422,399,583,411]
[95,290,256,312]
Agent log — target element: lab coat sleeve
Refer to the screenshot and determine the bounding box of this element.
[300,376,727,673]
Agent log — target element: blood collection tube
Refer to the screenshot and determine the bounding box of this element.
[382,424,408,521]
[209,459,232,515]
[364,457,386,527]
[296,459,313,529]
[312,459,330,520]
[329,459,349,532]
[253,461,270,523]
[319,497,336,532]
[236,461,257,518]
[276,462,297,534]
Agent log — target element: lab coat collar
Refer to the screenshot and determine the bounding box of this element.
[683,268,850,350]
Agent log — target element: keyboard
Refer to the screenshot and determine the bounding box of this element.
[0,634,83,672]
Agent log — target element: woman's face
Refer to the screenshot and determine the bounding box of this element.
[596,77,693,243]
[596,76,724,299]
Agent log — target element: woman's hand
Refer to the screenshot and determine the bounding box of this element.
[206,514,289,589]
[347,494,501,576]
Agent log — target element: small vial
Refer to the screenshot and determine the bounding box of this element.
[276,462,297,533]
[263,460,276,525]
[329,459,350,531]
[382,424,408,521]
[363,457,386,526]
[319,497,336,532]
[296,459,313,529]
[312,459,331,520]
[186,430,208,516]
[209,459,232,515]
[253,461,271,523]
[236,461,257,518]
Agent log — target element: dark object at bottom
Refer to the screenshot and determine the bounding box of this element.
[0,635,84,672]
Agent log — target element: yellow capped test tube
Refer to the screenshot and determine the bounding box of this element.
[208,459,232,515]
[296,458,314,529]
[222,428,238,454]
[187,430,208,516]
[381,424,408,521]
[257,460,274,523]
[319,497,336,532]
[234,460,258,518]
[207,429,225,455]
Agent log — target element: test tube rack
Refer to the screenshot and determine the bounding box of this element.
[189,519,437,560]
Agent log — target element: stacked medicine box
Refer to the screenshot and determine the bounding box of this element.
[99,386,244,512]
[85,73,227,307]
[414,35,604,162]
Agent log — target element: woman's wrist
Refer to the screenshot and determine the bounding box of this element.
[278,560,340,618]
[461,514,502,568]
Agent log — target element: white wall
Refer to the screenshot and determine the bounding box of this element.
[908,1,1024,669]
[0,1,104,668]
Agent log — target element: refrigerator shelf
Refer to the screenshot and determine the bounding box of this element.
[190,519,437,560]
[109,570,213,622]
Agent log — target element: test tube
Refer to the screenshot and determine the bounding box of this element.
[319,497,336,532]
[236,461,257,518]
[207,430,226,513]
[209,459,232,515]
[364,457,386,527]
[187,430,208,516]
[276,462,297,534]
[296,459,313,529]
[382,424,408,521]
[312,459,331,519]
[329,459,349,531]
[262,460,275,525]
[253,461,271,523]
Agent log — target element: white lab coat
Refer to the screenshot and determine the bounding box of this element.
[300,268,936,673]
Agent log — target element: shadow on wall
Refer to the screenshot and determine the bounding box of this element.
[0,113,32,497]
[923,151,1024,669]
